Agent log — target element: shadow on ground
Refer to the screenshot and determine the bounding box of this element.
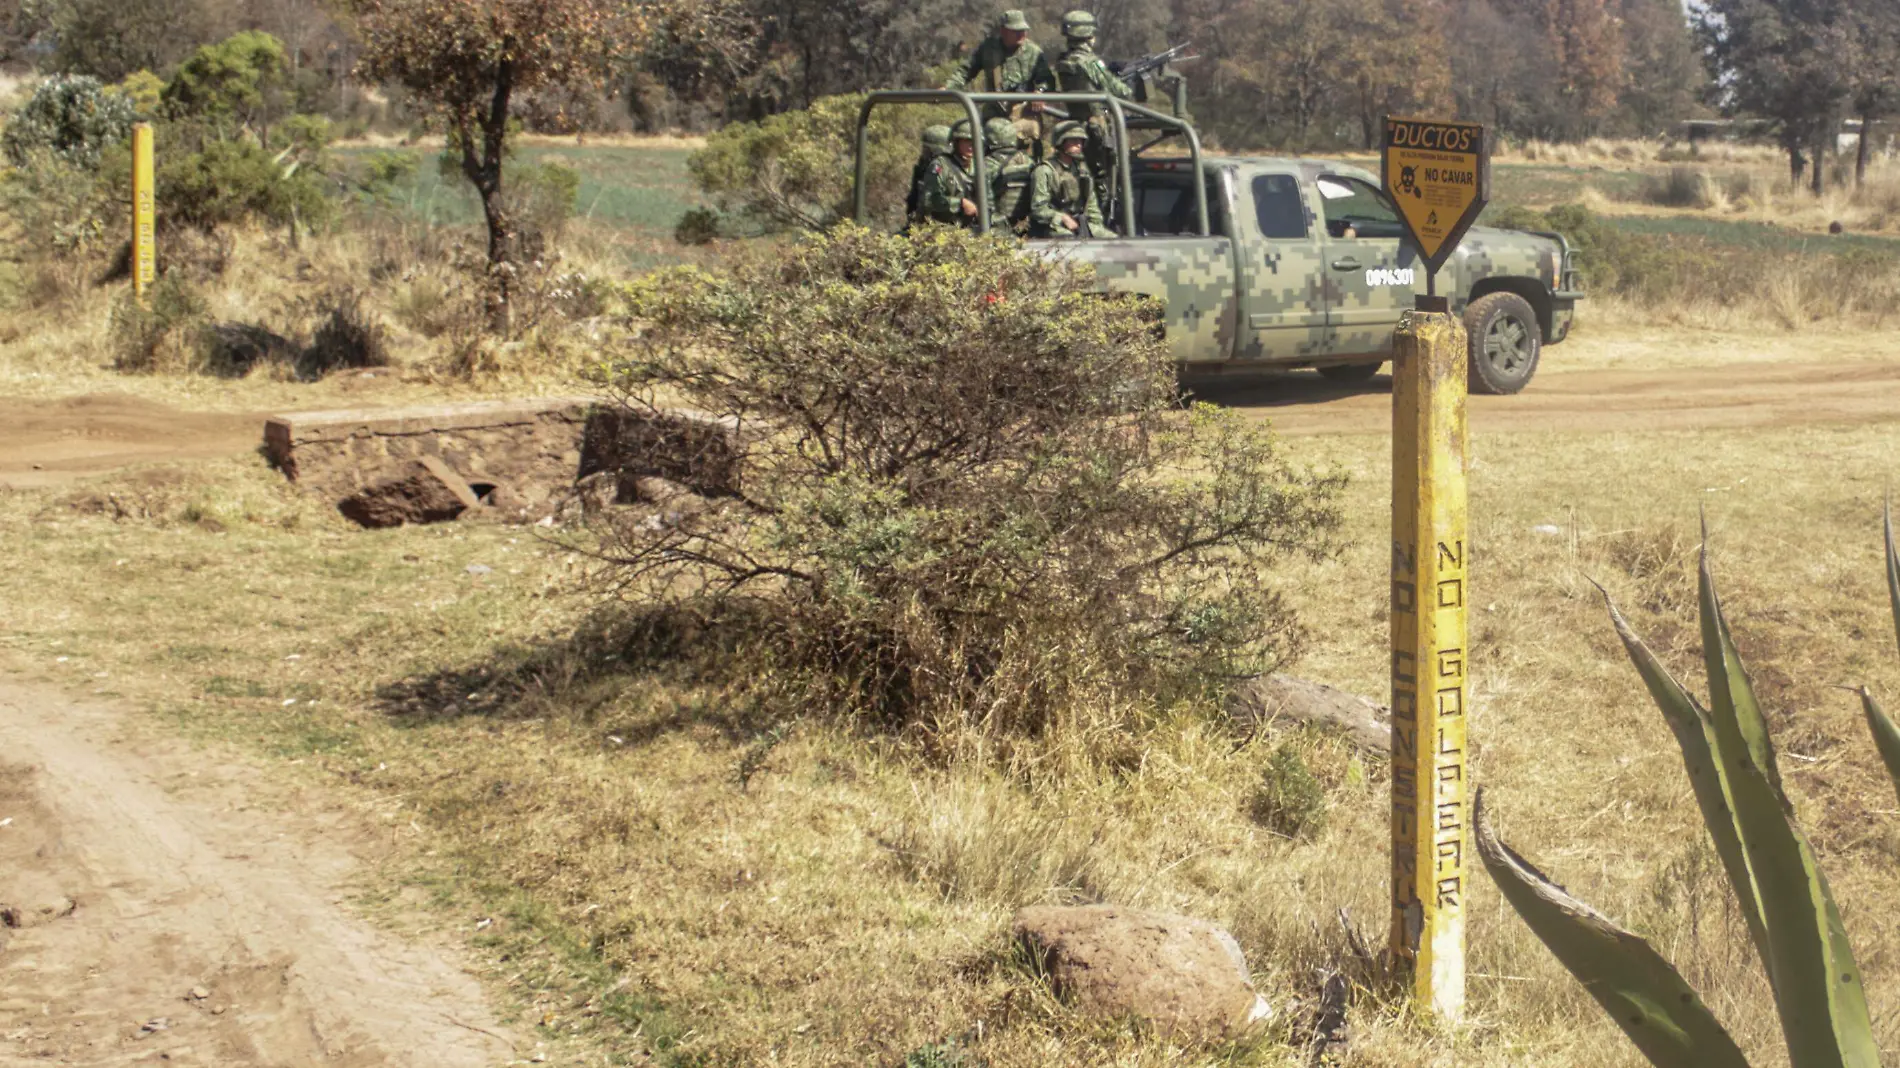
[1184,368,1392,410]
[371,605,774,746]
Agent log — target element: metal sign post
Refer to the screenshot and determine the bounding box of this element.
[132,123,155,304]
[1382,115,1486,1025]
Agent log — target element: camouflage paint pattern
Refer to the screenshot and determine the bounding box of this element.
[1036,235,1238,365]
[1047,156,1579,370]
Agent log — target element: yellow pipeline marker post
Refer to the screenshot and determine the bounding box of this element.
[132,122,155,303]
[1389,306,1470,1023]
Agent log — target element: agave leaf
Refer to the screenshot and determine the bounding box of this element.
[1696,545,1879,1068]
[1886,500,1900,656]
[1473,790,1751,1068]
[1859,687,1900,810]
[1698,536,1782,792]
[1600,587,1768,973]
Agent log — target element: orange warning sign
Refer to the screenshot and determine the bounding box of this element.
[1382,117,1490,275]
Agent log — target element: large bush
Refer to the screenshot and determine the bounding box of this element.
[156,137,330,233]
[1,76,137,168]
[687,94,943,232]
[593,226,1345,756]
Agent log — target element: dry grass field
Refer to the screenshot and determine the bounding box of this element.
[6,361,1900,1065]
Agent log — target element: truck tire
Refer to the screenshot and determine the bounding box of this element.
[1464,292,1541,395]
[1318,362,1382,384]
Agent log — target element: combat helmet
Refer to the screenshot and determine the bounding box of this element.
[983,117,1019,150]
[1052,120,1088,146]
[998,9,1030,30]
[921,124,952,154]
[1060,10,1096,40]
[950,118,975,141]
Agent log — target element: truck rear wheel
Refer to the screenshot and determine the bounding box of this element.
[1318,362,1382,384]
[1464,292,1541,395]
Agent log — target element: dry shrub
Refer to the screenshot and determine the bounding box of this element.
[589,225,1345,762]
[303,288,390,376]
[109,274,210,373]
[1642,166,1727,210]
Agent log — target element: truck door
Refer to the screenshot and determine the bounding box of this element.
[1312,173,1420,357]
[1234,168,1328,362]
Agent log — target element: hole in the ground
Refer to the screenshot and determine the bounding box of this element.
[467,482,499,504]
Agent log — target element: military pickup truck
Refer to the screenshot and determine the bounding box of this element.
[855,90,1582,394]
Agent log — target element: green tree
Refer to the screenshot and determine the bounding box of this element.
[1698,0,1855,193]
[162,31,292,141]
[1611,0,1705,136]
[1845,0,1900,185]
[346,0,653,328]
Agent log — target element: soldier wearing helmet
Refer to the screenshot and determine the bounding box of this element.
[906,124,953,225]
[1053,10,1130,193]
[921,118,983,227]
[1030,121,1105,238]
[983,117,1037,233]
[943,9,1055,123]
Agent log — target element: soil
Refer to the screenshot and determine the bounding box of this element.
[0,395,259,490]
[0,682,517,1067]
[1198,356,1900,436]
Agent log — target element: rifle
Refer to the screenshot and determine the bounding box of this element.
[1108,42,1197,84]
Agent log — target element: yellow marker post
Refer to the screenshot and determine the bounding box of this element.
[1389,307,1470,1023]
[132,123,155,303]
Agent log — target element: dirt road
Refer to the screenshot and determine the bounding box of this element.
[0,682,516,1067]
[8,351,1900,492]
[1198,356,1900,436]
[0,395,258,489]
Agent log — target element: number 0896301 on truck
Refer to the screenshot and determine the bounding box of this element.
[855,90,1582,395]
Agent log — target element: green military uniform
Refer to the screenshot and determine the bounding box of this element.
[906,125,953,225]
[1053,11,1130,198]
[982,118,1036,233]
[1030,123,1106,238]
[944,10,1055,122]
[921,120,982,228]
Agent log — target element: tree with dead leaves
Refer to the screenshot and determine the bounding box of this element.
[344,0,654,329]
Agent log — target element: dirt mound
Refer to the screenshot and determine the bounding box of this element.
[0,394,259,489]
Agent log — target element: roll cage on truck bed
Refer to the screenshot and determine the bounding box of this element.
[852,89,1210,237]
[850,90,1582,393]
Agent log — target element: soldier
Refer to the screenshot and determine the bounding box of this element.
[944,9,1056,148]
[1030,122,1105,238]
[984,117,1037,233]
[905,124,953,225]
[1052,11,1131,193]
[921,119,983,228]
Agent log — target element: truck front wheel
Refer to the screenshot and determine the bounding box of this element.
[1464,292,1541,395]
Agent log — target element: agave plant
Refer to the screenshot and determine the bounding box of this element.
[1473,510,1900,1068]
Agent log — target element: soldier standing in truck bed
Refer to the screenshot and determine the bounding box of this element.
[1030,122,1105,238]
[1052,11,1130,192]
[944,10,1055,150]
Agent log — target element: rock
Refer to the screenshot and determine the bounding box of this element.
[337,456,482,528]
[1227,674,1390,753]
[1829,220,1846,235]
[188,987,209,1001]
[0,893,75,929]
[1012,904,1270,1037]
